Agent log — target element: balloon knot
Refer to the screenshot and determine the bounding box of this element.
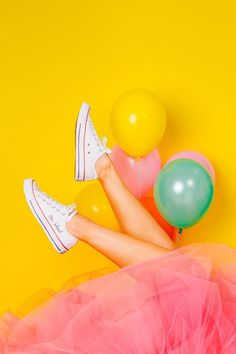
[178,228,183,236]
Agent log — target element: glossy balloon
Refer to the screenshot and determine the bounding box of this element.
[110,89,166,157]
[166,150,215,183]
[75,183,120,231]
[110,145,161,198]
[154,159,214,228]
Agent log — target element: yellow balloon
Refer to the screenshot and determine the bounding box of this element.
[75,183,120,231]
[111,89,166,157]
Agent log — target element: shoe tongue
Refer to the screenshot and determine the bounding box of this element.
[101,136,112,153]
[68,203,76,211]
[66,209,78,222]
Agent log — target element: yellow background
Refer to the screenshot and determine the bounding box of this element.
[0,0,236,314]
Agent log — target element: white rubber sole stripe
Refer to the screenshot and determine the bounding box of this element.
[29,200,62,253]
[23,179,67,254]
[75,102,90,181]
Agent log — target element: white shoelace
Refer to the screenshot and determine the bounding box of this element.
[89,120,100,143]
[88,119,111,154]
[38,191,76,216]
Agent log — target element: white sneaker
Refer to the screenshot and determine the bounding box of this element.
[23,179,78,254]
[75,102,111,181]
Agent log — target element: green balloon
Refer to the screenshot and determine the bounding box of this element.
[154,159,214,228]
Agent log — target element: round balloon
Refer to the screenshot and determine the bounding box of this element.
[110,145,161,198]
[75,183,120,231]
[165,150,215,183]
[154,159,214,228]
[110,89,166,157]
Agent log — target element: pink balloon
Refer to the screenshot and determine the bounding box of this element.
[110,145,161,198]
[165,150,215,183]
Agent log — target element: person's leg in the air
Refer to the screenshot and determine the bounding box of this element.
[74,102,175,250]
[23,179,172,268]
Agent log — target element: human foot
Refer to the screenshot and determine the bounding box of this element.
[23,179,78,253]
[75,102,111,181]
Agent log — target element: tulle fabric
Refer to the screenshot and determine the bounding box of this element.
[1,242,236,353]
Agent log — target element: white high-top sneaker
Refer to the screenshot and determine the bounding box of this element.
[75,102,111,181]
[23,179,78,254]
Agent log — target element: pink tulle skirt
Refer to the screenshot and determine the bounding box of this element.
[1,242,236,353]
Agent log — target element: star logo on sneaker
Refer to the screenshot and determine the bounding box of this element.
[48,214,63,233]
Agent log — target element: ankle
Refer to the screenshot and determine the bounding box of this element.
[95,153,113,180]
[66,214,83,240]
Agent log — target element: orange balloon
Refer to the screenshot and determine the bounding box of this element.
[141,191,177,241]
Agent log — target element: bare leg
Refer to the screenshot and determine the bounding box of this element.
[95,154,175,250]
[66,214,172,268]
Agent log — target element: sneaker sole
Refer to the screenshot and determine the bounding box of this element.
[23,179,68,254]
[75,102,90,181]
